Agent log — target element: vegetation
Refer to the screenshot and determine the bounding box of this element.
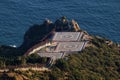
[0,53,48,68]
[0,36,120,80]
[26,53,48,64]
[0,45,21,56]
[49,36,120,80]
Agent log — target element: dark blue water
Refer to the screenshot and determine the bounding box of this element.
[0,0,120,47]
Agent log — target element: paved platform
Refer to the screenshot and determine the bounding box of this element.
[53,32,83,42]
[37,52,64,59]
[55,42,85,52]
[36,32,87,60]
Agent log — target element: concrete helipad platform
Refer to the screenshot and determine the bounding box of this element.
[37,52,64,59]
[36,32,87,60]
[53,32,83,42]
[55,42,85,52]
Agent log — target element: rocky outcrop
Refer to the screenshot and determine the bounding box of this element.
[19,16,81,54]
[55,16,80,31]
[0,45,20,56]
[0,17,81,55]
[19,22,55,54]
[71,19,80,31]
[55,16,69,31]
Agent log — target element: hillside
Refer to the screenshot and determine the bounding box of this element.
[0,36,120,80]
[0,17,120,80]
[50,36,120,80]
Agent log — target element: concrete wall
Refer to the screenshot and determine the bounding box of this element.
[28,42,51,55]
[14,67,49,71]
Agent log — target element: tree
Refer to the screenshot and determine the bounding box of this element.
[55,59,69,71]
[21,56,26,66]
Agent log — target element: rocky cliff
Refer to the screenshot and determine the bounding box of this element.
[19,22,55,54]
[0,45,20,56]
[0,16,81,55]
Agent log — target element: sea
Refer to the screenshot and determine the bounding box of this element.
[0,0,120,47]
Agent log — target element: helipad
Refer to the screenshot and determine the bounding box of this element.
[35,32,87,60]
[55,42,85,52]
[53,32,83,42]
